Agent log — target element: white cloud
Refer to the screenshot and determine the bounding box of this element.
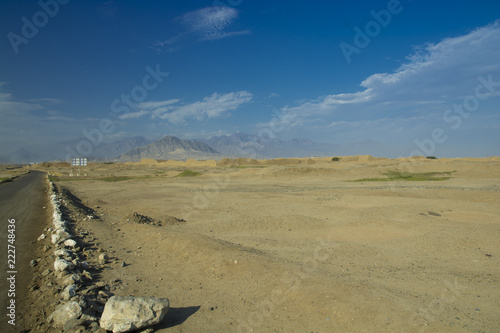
[181,6,248,41]
[124,91,253,124]
[0,90,43,114]
[276,21,500,124]
[153,6,250,52]
[137,99,180,110]
[118,110,149,120]
[159,91,253,124]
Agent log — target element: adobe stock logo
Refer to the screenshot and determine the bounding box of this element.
[339,0,404,64]
[7,0,70,54]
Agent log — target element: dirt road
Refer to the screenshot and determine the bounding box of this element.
[0,171,48,332]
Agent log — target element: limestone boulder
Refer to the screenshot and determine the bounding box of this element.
[100,296,170,333]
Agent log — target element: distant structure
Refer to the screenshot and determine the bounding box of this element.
[70,157,87,176]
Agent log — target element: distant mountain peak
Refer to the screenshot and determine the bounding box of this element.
[116,135,220,162]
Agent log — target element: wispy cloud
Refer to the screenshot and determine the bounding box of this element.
[271,21,500,130]
[181,7,248,41]
[153,6,250,52]
[128,91,253,124]
[162,91,252,123]
[118,110,149,120]
[137,99,179,109]
[0,90,44,119]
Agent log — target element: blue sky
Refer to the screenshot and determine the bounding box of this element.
[1,0,499,158]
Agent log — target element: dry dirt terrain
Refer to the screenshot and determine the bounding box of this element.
[24,156,500,332]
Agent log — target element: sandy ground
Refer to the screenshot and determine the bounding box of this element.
[29,156,500,332]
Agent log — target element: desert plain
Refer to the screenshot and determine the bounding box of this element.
[14,155,500,332]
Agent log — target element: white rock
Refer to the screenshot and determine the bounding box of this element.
[64,239,77,247]
[54,249,72,258]
[61,284,77,300]
[99,253,109,265]
[51,234,59,244]
[47,301,82,328]
[37,234,46,241]
[54,259,75,272]
[51,230,70,244]
[100,296,170,333]
[53,221,66,230]
[63,273,82,286]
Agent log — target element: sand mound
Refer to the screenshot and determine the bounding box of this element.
[125,212,160,226]
[124,212,186,226]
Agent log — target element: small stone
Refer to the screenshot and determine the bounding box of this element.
[81,313,98,323]
[121,261,126,267]
[37,234,46,241]
[47,301,82,328]
[82,270,92,280]
[63,318,85,331]
[63,273,82,286]
[62,284,77,300]
[99,253,109,265]
[428,211,441,217]
[29,259,38,267]
[79,261,90,270]
[64,239,77,247]
[51,229,70,244]
[42,269,51,276]
[54,249,72,258]
[54,258,75,272]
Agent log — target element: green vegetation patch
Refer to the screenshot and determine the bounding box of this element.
[331,157,342,162]
[352,170,456,182]
[175,170,202,177]
[0,177,11,182]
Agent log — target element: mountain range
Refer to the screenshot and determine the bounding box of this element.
[0,132,385,164]
[116,136,220,162]
[202,133,338,158]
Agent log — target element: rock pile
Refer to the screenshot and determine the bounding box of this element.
[126,212,159,226]
[40,176,170,332]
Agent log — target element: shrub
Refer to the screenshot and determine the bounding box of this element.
[426,156,437,159]
[331,157,341,162]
